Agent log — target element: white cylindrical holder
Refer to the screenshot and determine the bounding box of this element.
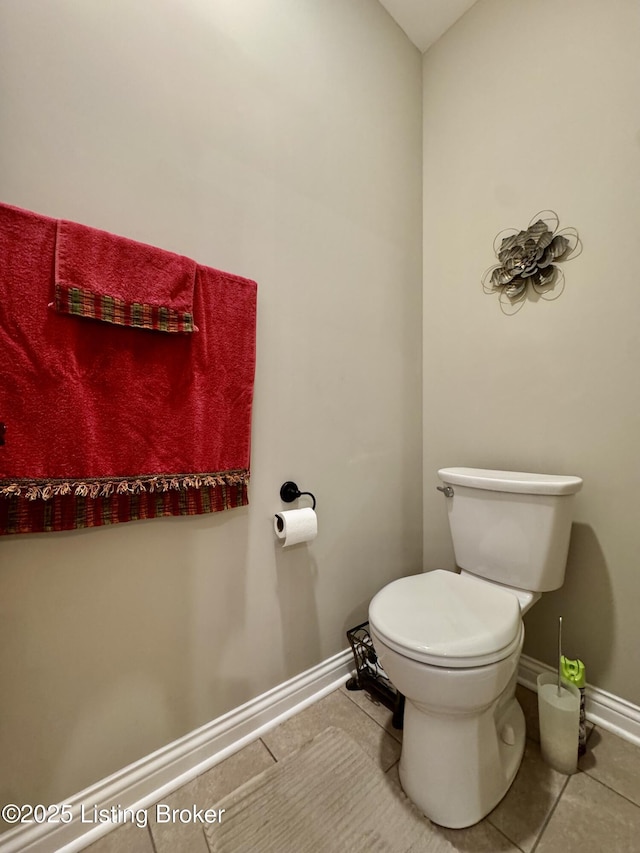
[537,672,581,774]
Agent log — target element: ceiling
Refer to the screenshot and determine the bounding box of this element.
[377,0,478,52]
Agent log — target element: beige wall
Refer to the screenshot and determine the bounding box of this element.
[0,0,423,807]
[422,0,640,704]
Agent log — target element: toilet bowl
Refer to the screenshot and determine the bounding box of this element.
[369,569,526,828]
[368,467,583,829]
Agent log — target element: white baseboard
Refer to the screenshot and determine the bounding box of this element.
[4,649,640,853]
[518,653,640,747]
[0,649,353,853]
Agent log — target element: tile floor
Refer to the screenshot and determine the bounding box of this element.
[83,682,640,853]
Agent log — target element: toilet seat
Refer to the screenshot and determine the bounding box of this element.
[369,569,523,668]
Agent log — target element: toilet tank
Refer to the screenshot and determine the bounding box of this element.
[437,467,583,592]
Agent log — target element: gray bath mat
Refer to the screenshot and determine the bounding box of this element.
[204,726,457,853]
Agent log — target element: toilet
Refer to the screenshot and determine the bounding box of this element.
[368,466,583,829]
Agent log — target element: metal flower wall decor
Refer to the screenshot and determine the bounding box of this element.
[482,211,581,313]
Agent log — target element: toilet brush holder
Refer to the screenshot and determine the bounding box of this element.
[537,672,581,774]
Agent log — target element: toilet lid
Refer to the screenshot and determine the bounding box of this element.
[369,569,522,668]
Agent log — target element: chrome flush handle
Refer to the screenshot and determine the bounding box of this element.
[437,485,454,498]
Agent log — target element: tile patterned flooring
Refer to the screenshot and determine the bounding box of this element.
[84,683,640,853]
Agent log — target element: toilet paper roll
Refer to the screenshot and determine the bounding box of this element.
[274,508,318,547]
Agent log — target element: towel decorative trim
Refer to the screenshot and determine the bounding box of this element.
[0,469,249,534]
[0,469,249,500]
[53,283,197,333]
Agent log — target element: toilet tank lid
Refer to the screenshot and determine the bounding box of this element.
[438,467,583,496]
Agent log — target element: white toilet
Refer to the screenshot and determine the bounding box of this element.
[368,466,583,829]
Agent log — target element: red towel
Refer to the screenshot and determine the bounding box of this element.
[0,201,257,534]
[54,218,198,333]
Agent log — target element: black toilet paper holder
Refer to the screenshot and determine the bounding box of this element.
[279,481,316,511]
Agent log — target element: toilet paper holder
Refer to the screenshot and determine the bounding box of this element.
[279,481,316,510]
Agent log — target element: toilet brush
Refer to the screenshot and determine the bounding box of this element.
[557,616,563,697]
[536,614,581,774]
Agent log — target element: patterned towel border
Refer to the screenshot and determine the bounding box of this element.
[53,283,197,333]
[0,469,249,534]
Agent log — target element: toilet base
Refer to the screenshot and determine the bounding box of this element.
[399,691,525,828]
